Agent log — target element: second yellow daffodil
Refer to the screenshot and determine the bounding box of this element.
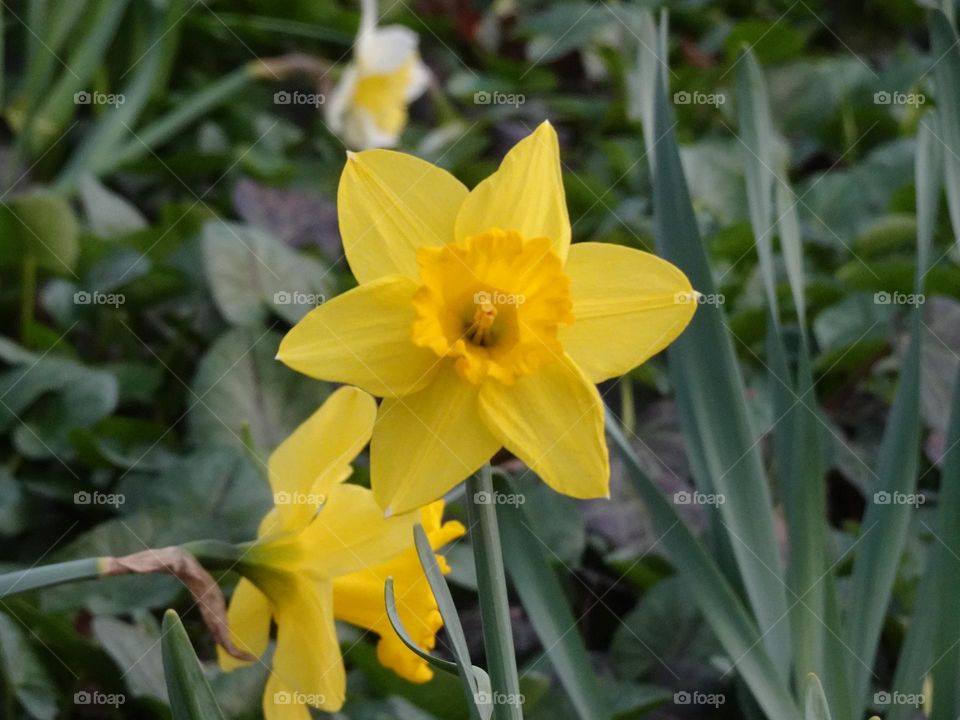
[278,121,697,514]
[218,386,464,719]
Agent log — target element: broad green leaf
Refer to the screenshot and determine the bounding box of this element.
[0,611,58,719]
[648,40,791,676]
[201,220,332,326]
[0,337,118,459]
[495,478,610,720]
[79,176,148,237]
[161,610,226,720]
[0,190,80,273]
[609,576,720,682]
[93,614,167,702]
[187,327,327,454]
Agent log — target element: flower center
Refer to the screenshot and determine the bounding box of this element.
[467,301,498,346]
[411,229,574,385]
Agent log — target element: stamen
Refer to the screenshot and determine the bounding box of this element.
[467,301,498,346]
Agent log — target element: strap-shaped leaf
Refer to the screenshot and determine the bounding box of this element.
[648,30,791,677]
[606,414,800,720]
[160,610,226,720]
[494,474,610,720]
[804,675,832,720]
[410,524,488,720]
[384,577,458,675]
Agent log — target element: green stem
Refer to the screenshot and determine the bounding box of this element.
[181,539,252,571]
[466,464,523,720]
[0,540,250,598]
[20,255,36,344]
[0,557,101,597]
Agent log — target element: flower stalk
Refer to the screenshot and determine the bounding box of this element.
[466,463,523,720]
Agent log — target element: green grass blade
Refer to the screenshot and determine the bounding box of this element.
[413,525,485,720]
[160,610,226,720]
[53,0,184,193]
[775,179,807,333]
[929,10,960,248]
[28,0,131,156]
[649,43,791,676]
[820,570,853,720]
[885,561,937,720]
[804,674,833,720]
[915,115,942,285]
[736,48,779,321]
[844,313,922,717]
[111,64,257,169]
[930,371,960,720]
[495,476,610,720]
[607,415,801,720]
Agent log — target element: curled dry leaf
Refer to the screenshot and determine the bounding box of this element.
[101,546,255,662]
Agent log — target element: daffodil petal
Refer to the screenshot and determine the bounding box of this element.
[263,675,312,720]
[218,578,271,672]
[270,579,345,712]
[339,149,468,282]
[268,386,377,531]
[478,354,608,499]
[358,25,419,73]
[277,276,439,398]
[371,364,500,514]
[333,501,464,683]
[560,242,697,382]
[455,121,570,260]
[301,483,420,577]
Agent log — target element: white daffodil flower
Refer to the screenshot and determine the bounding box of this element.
[326,0,431,149]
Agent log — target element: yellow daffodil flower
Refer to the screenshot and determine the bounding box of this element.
[277,121,697,515]
[218,386,464,719]
[325,0,430,149]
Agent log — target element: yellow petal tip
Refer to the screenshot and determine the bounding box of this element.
[346,150,358,161]
[383,506,394,518]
